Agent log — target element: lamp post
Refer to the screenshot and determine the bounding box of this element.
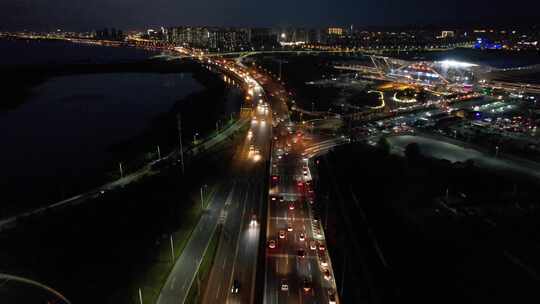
[119,162,124,179]
[200,184,208,210]
[177,114,185,175]
[200,187,204,210]
[170,235,175,262]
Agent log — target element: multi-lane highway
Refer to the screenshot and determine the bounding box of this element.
[264,127,339,304]
[259,75,340,304]
[202,87,271,304]
[156,51,341,304]
[156,54,272,304]
[157,182,235,304]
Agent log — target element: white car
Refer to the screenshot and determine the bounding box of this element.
[231,280,240,294]
[299,233,305,241]
[280,279,289,291]
[323,269,332,281]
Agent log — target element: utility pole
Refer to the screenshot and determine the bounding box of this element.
[170,235,175,262]
[200,186,204,210]
[340,252,346,297]
[278,57,282,80]
[176,114,185,174]
[138,288,143,304]
[157,145,161,160]
[197,272,201,299]
[119,162,124,179]
[324,197,329,230]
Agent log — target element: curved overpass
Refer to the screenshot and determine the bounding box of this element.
[0,273,71,304]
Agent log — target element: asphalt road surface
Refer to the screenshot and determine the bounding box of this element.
[261,76,340,304]
[202,84,270,304]
[157,182,235,304]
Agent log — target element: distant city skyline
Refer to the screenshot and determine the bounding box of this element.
[1,0,539,31]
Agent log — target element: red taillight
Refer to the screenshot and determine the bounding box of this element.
[297,182,303,187]
[272,176,278,180]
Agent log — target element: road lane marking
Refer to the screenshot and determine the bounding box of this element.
[225,183,250,304]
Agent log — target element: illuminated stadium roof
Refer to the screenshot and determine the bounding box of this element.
[437,60,479,69]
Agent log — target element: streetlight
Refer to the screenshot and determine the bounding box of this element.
[200,184,208,210]
[119,162,124,179]
[170,235,175,262]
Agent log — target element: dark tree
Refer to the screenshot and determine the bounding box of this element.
[377,136,391,155]
[405,142,421,161]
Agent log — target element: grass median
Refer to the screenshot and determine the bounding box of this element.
[185,224,222,304]
[128,184,219,304]
[133,116,245,304]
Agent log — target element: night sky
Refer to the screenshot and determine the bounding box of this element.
[1,0,538,31]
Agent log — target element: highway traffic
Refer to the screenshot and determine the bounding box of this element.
[260,74,340,304]
[202,83,271,304]
[154,49,343,304]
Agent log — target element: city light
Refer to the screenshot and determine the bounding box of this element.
[439,60,478,68]
[5,15,540,304]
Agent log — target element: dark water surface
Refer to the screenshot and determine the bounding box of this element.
[0,40,204,212]
[0,38,155,65]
